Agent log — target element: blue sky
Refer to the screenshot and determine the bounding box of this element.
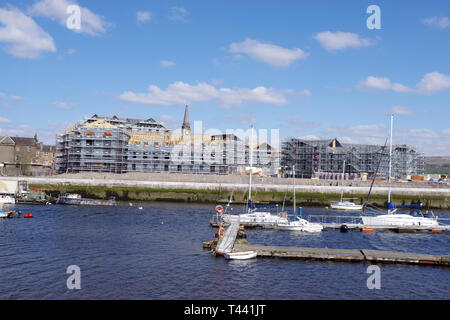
[0,0,449,155]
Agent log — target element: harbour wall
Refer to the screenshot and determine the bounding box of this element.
[2,174,449,209]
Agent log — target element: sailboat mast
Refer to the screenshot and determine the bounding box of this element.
[388,114,394,213]
[340,160,345,202]
[248,126,254,204]
[293,165,296,216]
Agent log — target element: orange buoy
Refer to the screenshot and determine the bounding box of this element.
[362,227,373,233]
[218,227,226,239]
[431,229,442,233]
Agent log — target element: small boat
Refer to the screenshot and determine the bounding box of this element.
[57,193,116,206]
[277,216,323,232]
[0,209,17,219]
[0,195,15,204]
[330,201,363,210]
[224,251,257,260]
[330,160,362,211]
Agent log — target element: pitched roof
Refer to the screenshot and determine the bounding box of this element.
[10,137,36,146]
[0,136,15,145]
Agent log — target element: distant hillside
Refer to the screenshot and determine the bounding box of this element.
[424,156,450,174]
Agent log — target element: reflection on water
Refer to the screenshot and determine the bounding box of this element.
[0,203,448,300]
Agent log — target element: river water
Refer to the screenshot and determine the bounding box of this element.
[0,202,448,300]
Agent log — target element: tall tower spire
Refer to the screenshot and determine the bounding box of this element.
[182,105,191,136]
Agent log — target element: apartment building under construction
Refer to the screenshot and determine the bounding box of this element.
[281,138,424,179]
[55,106,279,175]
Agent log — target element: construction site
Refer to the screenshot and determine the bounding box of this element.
[55,106,279,176]
[281,138,425,180]
[54,106,426,181]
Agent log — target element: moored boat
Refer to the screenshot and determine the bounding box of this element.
[331,201,363,210]
[224,251,257,260]
[0,195,15,204]
[276,216,323,232]
[57,193,116,206]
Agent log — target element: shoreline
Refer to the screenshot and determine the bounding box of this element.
[26,182,450,209]
[2,174,449,209]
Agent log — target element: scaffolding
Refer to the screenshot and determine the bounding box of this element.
[55,121,129,174]
[55,116,280,176]
[281,138,424,179]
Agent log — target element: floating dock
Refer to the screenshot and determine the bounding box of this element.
[203,240,450,267]
[210,215,450,233]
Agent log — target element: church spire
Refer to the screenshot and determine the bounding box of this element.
[182,105,191,136]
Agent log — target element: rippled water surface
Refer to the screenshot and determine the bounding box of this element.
[0,203,449,299]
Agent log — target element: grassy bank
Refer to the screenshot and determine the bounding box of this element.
[30,184,450,209]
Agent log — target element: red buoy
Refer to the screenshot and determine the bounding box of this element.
[24,213,34,219]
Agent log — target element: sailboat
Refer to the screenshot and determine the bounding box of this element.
[275,165,323,232]
[361,115,439,228]
[330,160,363,211]
[220,126,288,228]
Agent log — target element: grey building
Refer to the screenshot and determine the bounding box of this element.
[281,138,424,179]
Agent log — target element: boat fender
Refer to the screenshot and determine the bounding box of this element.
[340,225,349,233]
[218,227,226,239]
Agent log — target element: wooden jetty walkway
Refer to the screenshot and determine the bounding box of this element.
[203,240,450,266]
[234,244,450,266]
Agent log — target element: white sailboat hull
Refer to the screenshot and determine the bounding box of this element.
[330,202,363,210]
[361,214,439,228]
[276,217,323,232]
[0,195,15,204]
[222,212,288,228]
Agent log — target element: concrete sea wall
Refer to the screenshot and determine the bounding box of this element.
[2,174,449,209]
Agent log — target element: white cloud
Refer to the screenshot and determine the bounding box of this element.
[119,82,218,106]
[0,117,11,123]
[298,135,321,141]
[169,6,189,22]
[218,86,287,108]
[10,95,24,101]
[160,60,176,68]
[29,0,110,36]
[119,81,292,108]
[357,72,450,94]
[0,92,5,98]
[422,16,450,29]
[52,101,75,110]
[229,38,309,68]
[391,106,413,115]
[67,48,76,55]
[137,11,152,23]
[314,31,375,51]
[415,72,450,94]
[0,6,56,59]
[356,76,412,93]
